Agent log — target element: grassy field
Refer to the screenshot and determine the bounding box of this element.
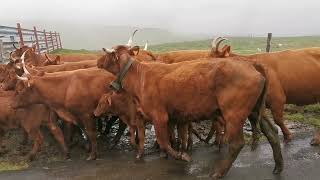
[149,36,320,54]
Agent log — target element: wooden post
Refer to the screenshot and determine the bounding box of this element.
[58,33,62,49]
[50,31,55,51]
[17,23,24,47]
[33,26,41,54]
[266,33,272,53]
[43,30,49,52]
[54,31,59,49]
[0,39,3,62]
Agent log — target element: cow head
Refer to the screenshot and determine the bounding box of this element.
[11,44,36,61]
[42,54,62,66]
[94,92,114,117]
[209,37,233,58]
[97,45,140,75]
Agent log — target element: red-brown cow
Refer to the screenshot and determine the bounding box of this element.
[0,91,70,161]
[97,45,283,179]
[211,41,320,144]
[13,67,115,160]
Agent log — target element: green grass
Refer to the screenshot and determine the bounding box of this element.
[285,104,320,128]
[149,36,320,54]
[0,161,29,172]
[50,48,97,55]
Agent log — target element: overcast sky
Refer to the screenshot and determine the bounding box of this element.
[1,0,319,36]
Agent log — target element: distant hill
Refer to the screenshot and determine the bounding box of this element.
[58,25,209,50]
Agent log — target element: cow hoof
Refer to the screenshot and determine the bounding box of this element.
[64,153,71,160]
[135,153,144,160]
[86,155,97,161]
[310,138,320,146]
[181,152,191,162]
[250,143,258,151]
[273,166,283,174]
[159,151,168,159]
[210,172,222,180]
[284,134,293,144]
[27,154,35,162]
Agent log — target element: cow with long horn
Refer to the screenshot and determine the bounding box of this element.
[127,29,138,47]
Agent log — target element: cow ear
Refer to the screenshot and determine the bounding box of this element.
[31,44,37,52]
[107,96,112,106]
[55,56,61,64]
[221,45,231,57]
[129,46,140,56]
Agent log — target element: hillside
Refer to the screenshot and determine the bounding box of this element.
[149,36,320,54]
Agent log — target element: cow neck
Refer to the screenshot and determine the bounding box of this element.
[109,58,134,91]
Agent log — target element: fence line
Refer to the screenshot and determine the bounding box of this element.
[0,23,62,63]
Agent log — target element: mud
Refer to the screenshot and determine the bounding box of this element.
[0,105,319,179]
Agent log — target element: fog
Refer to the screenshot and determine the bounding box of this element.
[1,0,319,49]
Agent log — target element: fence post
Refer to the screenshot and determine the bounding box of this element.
[17,23,24,47]
[33,26,41,54]
[266,33,272,53]
[0,39,3,63]
[50,31,55,51]
[58,33,62,49]
[54,31,59,49]
[43,30,49,53]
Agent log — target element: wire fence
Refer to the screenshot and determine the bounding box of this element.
[0,23,62,63]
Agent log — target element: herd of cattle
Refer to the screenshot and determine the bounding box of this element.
[1,30,320,179]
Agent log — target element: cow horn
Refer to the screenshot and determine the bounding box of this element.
[215,38,228,52]
[144,41,148,50]
[44,53,54,62]
[211,37,223,48]
[21,49,31,75]
[102,48,115,53]
[127,29,138,46]
[13,43,18,49]
[9,52,19,62]
[16,75,28,81]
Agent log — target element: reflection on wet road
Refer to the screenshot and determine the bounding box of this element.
[0,132,319,180]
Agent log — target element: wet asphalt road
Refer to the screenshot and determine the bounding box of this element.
[0,131,319,180]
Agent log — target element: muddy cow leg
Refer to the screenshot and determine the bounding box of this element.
[110,121,127,149]
[260,117,284,174]
[248,113,260,151]
[82,116,97,160]
[27,129,44,161]
[152,112,191,162]
[20,130,29,145]
[178,122,188,152]
[270,103,292,143]
[47,113,70,160]
[311,129,320,146]
[211,116,245,179]
[136,120,146,159]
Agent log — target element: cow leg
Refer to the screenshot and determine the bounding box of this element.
[110,120,127,149]
[136,121,146,159]
[152,112,191,162]
[187,123,194,151]
[27,130,44,161]
[20,130,29,145]
[82,116,97,160]
[211,115,245,179]
[260,117,284,174]
[204,122,216,144]
[47,115,70,160]
[0,129,6,154]
[311,129,320,146]
[248,114,260,151]
[270,103,292,143]
[178,122,188,152]
[129,126,137,147]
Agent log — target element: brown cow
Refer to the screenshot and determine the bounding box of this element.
[13,67,115,160]
[94,92,148,159]
[211,42,320,143]
[0,91,70,161]
[97,45,283,178]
